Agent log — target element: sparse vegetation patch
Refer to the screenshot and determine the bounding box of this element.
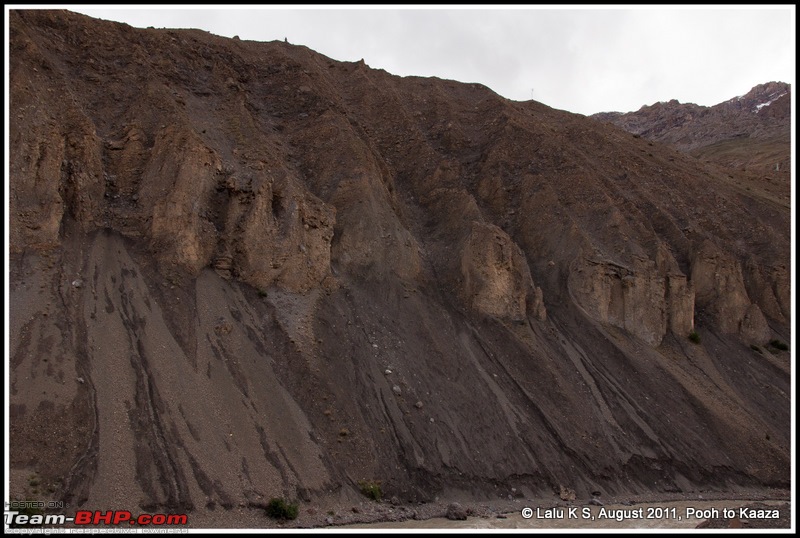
[358,480,382,501]
[266,497,298,520]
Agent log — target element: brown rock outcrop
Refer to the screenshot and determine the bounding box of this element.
[740,303,771,344]
[690,240,755,338]
[460,221,545,322]
[232,172,335,293]
[568,253,694,346]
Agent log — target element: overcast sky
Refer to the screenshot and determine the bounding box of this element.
[36,6,800,115]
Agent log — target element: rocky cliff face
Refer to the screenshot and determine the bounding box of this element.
[568,252,693,346]
[8,10,791,519]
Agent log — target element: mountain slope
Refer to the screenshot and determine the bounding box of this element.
[8,10,791,522]
[591,82,791,205]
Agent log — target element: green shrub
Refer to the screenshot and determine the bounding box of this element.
[258,289,268,298]
[266,497,298,520]
[688,331,701,344]
[769,339,788,351]
[750,344,763,354]
[358,480,382,502]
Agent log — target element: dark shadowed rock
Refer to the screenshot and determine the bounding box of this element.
[446,502,468,521]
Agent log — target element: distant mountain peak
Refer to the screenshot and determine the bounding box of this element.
[723,81,790,114]
[591,82,791,156]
